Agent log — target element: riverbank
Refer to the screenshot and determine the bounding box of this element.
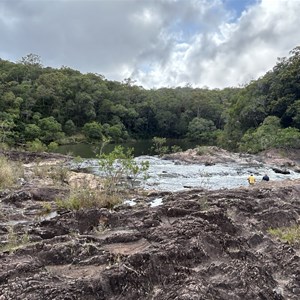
[164,146,300,169]
[0,149,300,299]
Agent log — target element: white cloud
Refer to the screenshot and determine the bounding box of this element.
[0,0,300,89]
[135,0,300,88]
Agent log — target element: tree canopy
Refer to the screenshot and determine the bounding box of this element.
[1,47,300,153]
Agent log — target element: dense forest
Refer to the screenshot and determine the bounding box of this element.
[1,47,300,153]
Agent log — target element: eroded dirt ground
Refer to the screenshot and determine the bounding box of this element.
[0,150,300,299]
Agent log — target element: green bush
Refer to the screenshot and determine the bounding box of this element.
[187,117,217,143]
[170,145,182,153]
[152,137,168,156]
[26,139,47,152]
[83,121,103,141]
[48,141,58,152]
[98,145,149,193]
[41,202,52,214]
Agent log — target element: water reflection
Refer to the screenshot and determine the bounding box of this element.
[56,139,198,158]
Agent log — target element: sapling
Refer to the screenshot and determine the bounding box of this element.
[98,145,149,194]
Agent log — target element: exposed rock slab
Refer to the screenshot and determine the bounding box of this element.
[1,180,300,299]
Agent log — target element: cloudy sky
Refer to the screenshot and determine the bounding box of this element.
[0,0,300,89]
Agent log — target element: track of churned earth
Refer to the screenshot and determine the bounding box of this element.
[1,180,300,299]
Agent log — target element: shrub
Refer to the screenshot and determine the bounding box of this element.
[83,121,103,141]
[98,145,149,193]
[152,137,168,156]
[239,116,300,153]
[170,145,182,153]
[26,139,47,152]
[48,141,58,152]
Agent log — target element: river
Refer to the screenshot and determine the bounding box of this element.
[55,139,198,158]
[71,155,300,192]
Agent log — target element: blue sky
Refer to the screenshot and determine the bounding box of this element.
[0,0,299,89]
[224,0,258,18]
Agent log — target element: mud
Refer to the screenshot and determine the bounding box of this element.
[1,178,300,299]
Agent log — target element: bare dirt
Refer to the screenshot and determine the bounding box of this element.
[0,149,300,299]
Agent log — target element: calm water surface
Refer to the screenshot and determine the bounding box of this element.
[56,139,197,158]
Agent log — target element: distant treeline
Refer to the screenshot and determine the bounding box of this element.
[1,48,300,153]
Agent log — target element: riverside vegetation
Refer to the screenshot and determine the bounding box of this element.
[2,47,300,154]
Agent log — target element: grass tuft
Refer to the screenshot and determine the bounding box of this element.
[0,227,30,254]
[56,187,121,211]
[268,225,300,244]
[0,156,23,189]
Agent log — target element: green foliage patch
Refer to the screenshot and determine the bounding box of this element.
[268,225,300,244]
[98,145,149,194]
[2,47,300,152]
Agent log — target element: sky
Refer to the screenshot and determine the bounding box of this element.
[0,0,300,89]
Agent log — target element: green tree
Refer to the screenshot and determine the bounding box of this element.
[38,116,64,143]
[24,124,41,141]
[187,117,216,143]
[83,121,103,141]
[64,120,76,136]
[0,119,15,144]
[19,53,42,67]
[238,116,300,152]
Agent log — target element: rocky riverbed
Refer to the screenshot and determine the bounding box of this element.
[0,149,300,299]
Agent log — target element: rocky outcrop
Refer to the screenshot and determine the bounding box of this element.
[0,149,71,164]
[272,167,291,174]
[164,147,300,176]
[1,181,300,299]
[163,146,244,165]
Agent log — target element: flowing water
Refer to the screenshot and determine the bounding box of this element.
[72,156,300,192]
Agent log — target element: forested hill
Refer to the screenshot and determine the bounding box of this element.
[1,48,300,153]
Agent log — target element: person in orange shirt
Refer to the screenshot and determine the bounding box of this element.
[247,174,256,185]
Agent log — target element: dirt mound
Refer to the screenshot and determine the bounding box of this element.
[1,180,300,299]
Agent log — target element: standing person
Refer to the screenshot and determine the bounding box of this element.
[247,174,256,185]
[262,174,269,181]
